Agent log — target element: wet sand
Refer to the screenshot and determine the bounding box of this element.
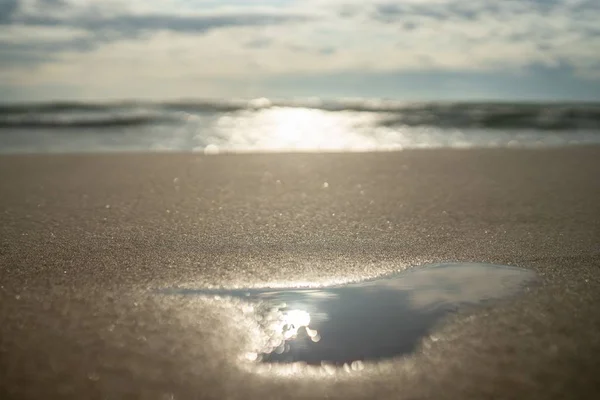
[1,147,600,399]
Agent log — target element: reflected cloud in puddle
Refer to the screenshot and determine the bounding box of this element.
[163,263,536,365]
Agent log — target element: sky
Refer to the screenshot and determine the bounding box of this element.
[1,0,600,102]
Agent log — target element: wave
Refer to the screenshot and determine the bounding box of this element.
[1,99,599,131]
[378,105,600,130]
[0,102,127,115]
[0,113,176,129]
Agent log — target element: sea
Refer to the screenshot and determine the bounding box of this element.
[1,99,599,154]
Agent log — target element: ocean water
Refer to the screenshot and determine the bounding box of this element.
[1,99,599,153]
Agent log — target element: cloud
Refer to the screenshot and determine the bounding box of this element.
[319,47,337,56]
[0,0,310,74]
[0,36,95,67]
[0,0,19,23]
[244,37,273,49]
[3,1,307,34]
[1,0,599,100]
[352,0,600,75]
[18,11,305,35]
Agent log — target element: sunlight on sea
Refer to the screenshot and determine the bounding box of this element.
[0,99,598,153]
[198,107,391,153]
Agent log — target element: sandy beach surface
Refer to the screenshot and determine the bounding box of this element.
[1,147,600,399]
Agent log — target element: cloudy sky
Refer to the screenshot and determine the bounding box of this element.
[1,0,599,101]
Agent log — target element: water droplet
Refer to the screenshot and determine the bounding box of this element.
[163,263,536,365]
[105,204,110,209]
[322,182,329,189]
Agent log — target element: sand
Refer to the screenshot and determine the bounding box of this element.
[1,147,600,399]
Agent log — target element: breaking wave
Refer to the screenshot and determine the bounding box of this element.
[1,99,599,130]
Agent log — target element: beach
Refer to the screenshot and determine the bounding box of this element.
[1,147,600,399]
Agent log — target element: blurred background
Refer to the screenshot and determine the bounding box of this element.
[1,0,599,153]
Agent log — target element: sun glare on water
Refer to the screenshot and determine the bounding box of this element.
[283,309,311,329]
[211,107,381,152]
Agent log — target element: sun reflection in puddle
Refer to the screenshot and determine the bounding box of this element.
[163,263,537,368]
[282,309,311,339]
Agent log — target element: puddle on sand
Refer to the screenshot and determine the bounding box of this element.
[165,263,536,365]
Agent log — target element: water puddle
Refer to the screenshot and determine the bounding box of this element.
[164,263,536,365]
